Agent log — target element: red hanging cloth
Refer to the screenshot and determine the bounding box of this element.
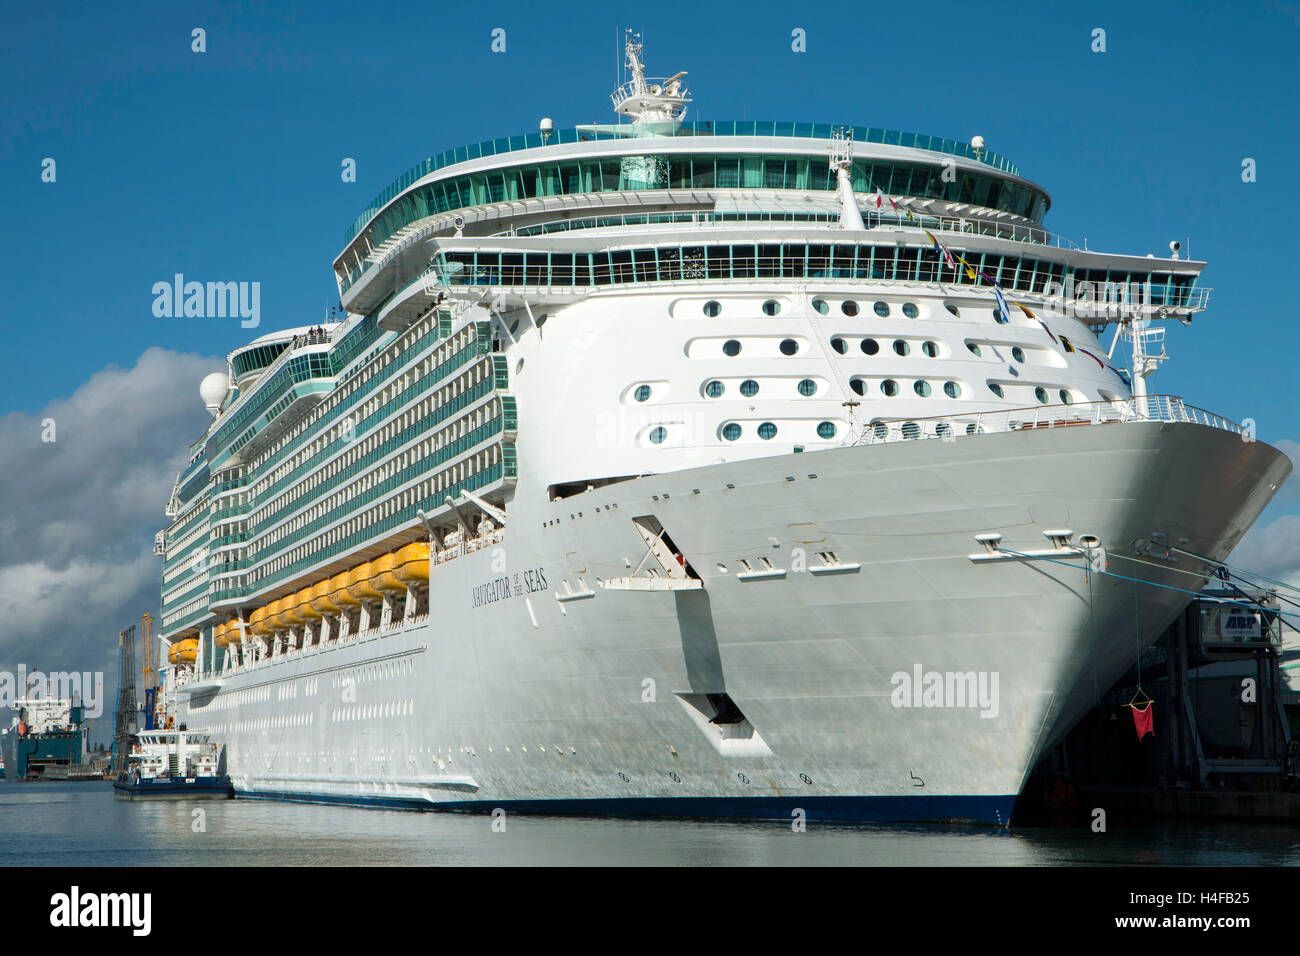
[1130,702,1155,740]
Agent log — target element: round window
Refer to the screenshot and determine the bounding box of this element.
[841,300,860,317]
[922,340,939,357]
[536,313,548,328]
[989,383,1005,397]
[762,300,781,316]
[944,381,961,399]
[914,380,932,397]
[722,423,742,441]
[740,379,759,397]
[831,337,847,354]
[882,379,899,397]
[861,338,879,355]
[902,302,919,319]
[994,308,1009,325]
[812,299,829,315]
[703,301,721,317]
[509,318,520,335]
[901,422,920,439]
[850,378,866,396]
[798,379,817,397]
[873,301,890,317]
[966,342,982,357]
[649,426,667,444]
[817,421,837,439]
[515,358,524,374]
[1059,389,1072,405]
[634,385,651,402]
[872,422,888,439]
[1034,387,1049,404]
[757,422,778,440]
[945,303,961,317]
[705,380,724,398]
[893,340,910,356]
[936,422,951,438]
[1011,346,1025,363]
[723,339,741,356]
[780,338,799,356]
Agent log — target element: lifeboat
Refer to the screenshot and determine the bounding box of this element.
[225,617,243,644]
[295,585,322,621]
[347,563,383,602]
[371,553,405,593]
[280,592,306,628]
[266,598,288,631]
[213,621,229,648]
[168,638,199,664]
[250,606,271,637]
[329,571,360,608]
[310,578,341,616]
[393,542,430,584]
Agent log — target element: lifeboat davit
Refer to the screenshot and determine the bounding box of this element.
[393,542,431,584]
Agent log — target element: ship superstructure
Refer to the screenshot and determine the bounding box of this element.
[157,35,1291,823]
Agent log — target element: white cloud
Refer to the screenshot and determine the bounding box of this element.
[0,348,221,678]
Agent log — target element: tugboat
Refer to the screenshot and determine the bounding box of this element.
[113,726,232,800]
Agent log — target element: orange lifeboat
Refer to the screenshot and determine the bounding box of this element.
[266,598,288,631]
[393,542,430,584]
[347,563,383,602]
[213,621,229,648]
[330,571,360,608]
[295,585,322,621]
[250,606,271,637]
[310,578,341,616]
[168,638,199,664]
[371,553,405,593]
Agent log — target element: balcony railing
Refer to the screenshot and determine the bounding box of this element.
[849,395,1245,446]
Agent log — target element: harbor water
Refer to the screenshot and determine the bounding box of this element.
[2,782,1297,866]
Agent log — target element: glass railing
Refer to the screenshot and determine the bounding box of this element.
[343,120,1021,245]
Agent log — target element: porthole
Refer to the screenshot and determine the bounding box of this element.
[994,308,1009,324]
[1011,346,1025,363]
[943,381,961,399]
[921,340,939,358]
[536,313,548,328]
[831,337,847,354]
[812,299,829,315]
[758,422,778,440]
[841,300,859,317]
[893,340,910,356]
[703,300,721,317]
[798,379,817,397]
[873,301,890,317]
[817,421,837,439]
[762,300,781,316]
[1034,386,1049,404]
[649,426,667,444]
[881,379,899,397]
[740,379,759,397]
[861,338,879,355]
[945,302,961,317]
[705,380,724,398]
[1059,389,1072,404]
[965,422,980,435]
[901,421,920,439]
[966,342,982,357]
[989,383,1005,397]
[902,302,920,319]
[780,338,799,356]
[723,339,741,356]
[872,422,888,439]
[634,384,651,402]
[914,380,931,397]
[509,317,520,335]
[515,358,524,374]
[936,422,951,438]
[722,423,742,441]
[850,378,866,396]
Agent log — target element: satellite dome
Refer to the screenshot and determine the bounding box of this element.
[200,372,230,416]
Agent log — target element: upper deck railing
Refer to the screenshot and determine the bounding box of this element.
[343,121,1022,246]
[850,395,1243,446]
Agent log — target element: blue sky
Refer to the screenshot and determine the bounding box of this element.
[1,0,1298,702]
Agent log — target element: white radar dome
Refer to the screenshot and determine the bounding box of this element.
[200,372,230,416]
[971,135,985,150]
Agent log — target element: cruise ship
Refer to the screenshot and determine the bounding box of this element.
[159,36,1291,824]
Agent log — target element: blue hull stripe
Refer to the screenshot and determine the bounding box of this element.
[235,790,1016,826]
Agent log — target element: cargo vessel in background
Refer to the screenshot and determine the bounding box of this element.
[2,698,92,781]
[155,34,1290,824]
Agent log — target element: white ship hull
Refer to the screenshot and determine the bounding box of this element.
[182,419,1289,825]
